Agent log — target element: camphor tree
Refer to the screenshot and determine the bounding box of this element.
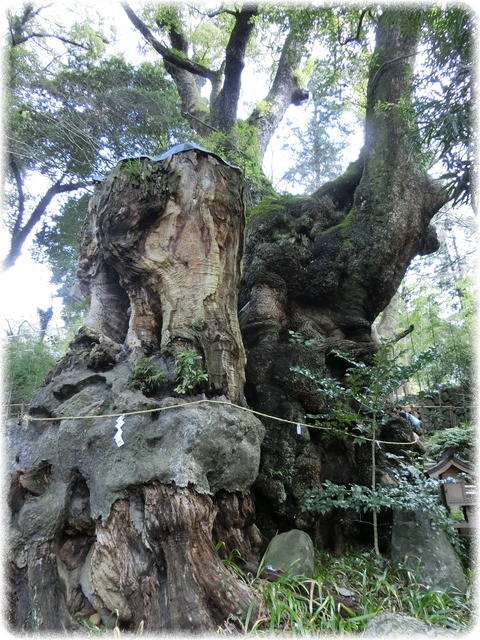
[3,2,190,270]
[6,2,474,634]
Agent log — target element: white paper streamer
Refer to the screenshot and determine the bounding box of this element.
[114,415,125,447]
[296,423,301,435]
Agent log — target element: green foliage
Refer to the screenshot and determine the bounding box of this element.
[293,343,436,554]
[74,614,103,634]
[142,3,234,70]
[294,343,434,443]
[425,422,474,462]
[217,548,472,633]
[276,8,372,193]
[130,356,166,396]
[202,120,273,208]
[33,194,90,323]
[415,7,473,206]
[4,334,56,404]
[288,330,319,347]
[6,6,191,266]
[398,275,475,391]
[173,350,208,395]
[121,158,156,188]
[280,73,358,192]
[303,465,454,537]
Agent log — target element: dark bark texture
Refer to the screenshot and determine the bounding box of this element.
[240,9,446,541]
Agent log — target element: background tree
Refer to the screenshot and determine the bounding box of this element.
[4,3,189,269]
[414,7,474,207]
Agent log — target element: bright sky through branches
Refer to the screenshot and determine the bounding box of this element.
[0,0,476,335]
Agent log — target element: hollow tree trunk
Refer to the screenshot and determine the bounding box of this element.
[7,147,265,633]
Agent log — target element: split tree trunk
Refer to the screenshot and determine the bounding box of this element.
[7,148,265,633]
[79,149,248,403]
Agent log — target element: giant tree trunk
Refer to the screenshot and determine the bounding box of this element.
[7,148,265,633]
[241,9,447,543]
[7,7,449,633]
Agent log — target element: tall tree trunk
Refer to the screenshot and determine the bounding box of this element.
[241,8,447,543]
[7,148,265,633]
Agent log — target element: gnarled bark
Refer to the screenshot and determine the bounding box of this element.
[241,8,446,540]
[7,147,265,633]
[79,149,247,402]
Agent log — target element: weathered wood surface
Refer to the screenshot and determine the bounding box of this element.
[79,150,247,402]
[7,149,265,633]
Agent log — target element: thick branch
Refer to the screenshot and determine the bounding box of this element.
[247,25,308,158]
[120,2,218,83]
[4,179,89,270]
[339,9,447,321]
[8,3,36,46]
[210,5,258,132]
[120,1,221,135]
[9,155,25,238]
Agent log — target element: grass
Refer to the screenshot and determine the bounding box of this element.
[219,548,474,634]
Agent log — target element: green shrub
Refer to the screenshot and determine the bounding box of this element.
[130,356,166,396]
[425,422,474,462]
[173,350,208,395]
[4,335,55,404]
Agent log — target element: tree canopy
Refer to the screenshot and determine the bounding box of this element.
[2,2,475,273]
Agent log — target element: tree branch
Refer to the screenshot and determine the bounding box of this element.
[248,24,309,158]
[392,324,414,343]
[210,4,259,132]
[11,32,90,48]
[120,1,218,83]
[367,51,418,98]
[3,179,90,271]
[338,8,368,45]
[9,154,25,238]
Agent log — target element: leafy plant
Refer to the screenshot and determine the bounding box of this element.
[4,334,56,404]
[288,330,320,347]
[425,422,474,462]
[398,275,475,392]
[293,342,436,553]
[130,356,166,396]
[217,548,472,634]
[302,465,457,545]
[173,349,208,395]
[121,158,155,188]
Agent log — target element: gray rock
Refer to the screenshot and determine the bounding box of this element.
[363,612,453,636]
[391,508,467,593]
[263,529,314,577]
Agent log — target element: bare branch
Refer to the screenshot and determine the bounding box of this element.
[367,51,418,98]
[120,1,218,83]
[338,8,368,45]
[3,178,91,271]
[206,7,237,18]
[392,325,415,343]
[11,32,90,48]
